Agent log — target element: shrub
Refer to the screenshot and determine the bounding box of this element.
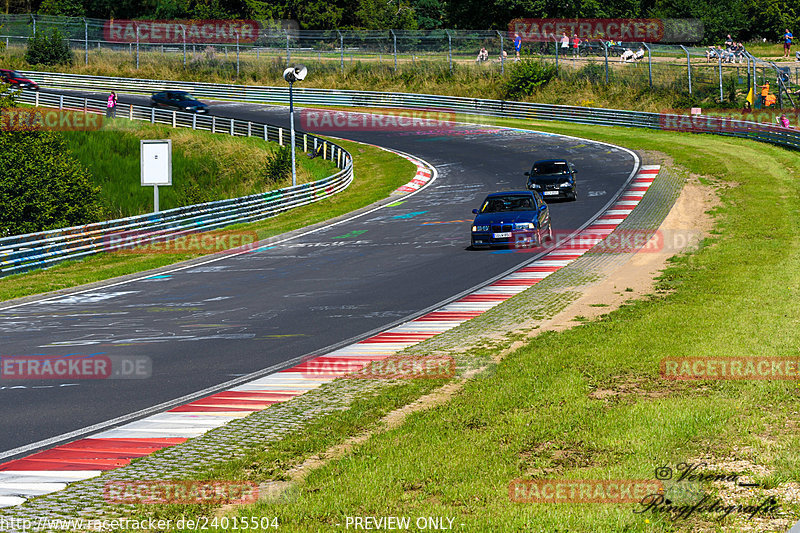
[502,59,557,99]
[0,130,103,236]
[25,28,74,66]
[265,146,292,184]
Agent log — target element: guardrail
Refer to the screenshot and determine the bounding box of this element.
[21,70,800,152]
[0,89,353,277]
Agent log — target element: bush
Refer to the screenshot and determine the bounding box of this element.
[265,146,292,184]
[574,62,613,85]
[25,28,74,66]
[0,130,103,236]
[502,59,557,99]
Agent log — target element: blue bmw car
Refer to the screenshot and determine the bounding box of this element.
[471,191,553,249]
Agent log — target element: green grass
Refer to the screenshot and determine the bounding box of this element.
[107,119,800,531]
[61,118,337,218]
[0,138,414,302]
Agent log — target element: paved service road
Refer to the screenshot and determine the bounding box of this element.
[0,90,638,456]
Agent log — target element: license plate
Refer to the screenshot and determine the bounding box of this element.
[544,191,559,196]
[493,232,512,238]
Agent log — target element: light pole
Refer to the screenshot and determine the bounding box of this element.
[283,65,307,187]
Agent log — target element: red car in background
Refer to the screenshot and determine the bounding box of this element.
[0,69,39,90]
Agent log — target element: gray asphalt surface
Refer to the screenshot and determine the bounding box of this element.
[0,90,638,457]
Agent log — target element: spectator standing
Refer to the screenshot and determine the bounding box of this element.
[514,33,522,60]
[759,81,770,107]
[106,91,117,118]
[571,33,580,57]
[560,32,569,53]
[724,34,734,48]
[784,29,793,58]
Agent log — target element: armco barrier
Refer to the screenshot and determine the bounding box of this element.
[0,90,352,277]
[19,70,800,151]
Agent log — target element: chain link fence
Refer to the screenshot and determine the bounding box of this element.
[1,14,798,107]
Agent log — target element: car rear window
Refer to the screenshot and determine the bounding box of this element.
[533,161,568,175]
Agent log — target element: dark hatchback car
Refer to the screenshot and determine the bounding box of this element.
[150,91,208,113]
[525,159,578,201]
[471,191,552,249]
[0,69,39,90]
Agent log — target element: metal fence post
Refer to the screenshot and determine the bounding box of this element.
[192,114,196,130]
[391,29,397,72]
[680,45,692,95]
[446,29,452,74]
[643,42,652,88]
[286,32,290,66]
[135,24,140,69]
[83,18,88,65]
[150,107,154,123]
[718,54,723,101]
[31,15,36,37]
[179,24,186,68]
[235,31,240,77]
[603,41,609,84]
[337,30,344,73]
[59,95,63,109]
[554,35,559,75]
[496,31,504,74]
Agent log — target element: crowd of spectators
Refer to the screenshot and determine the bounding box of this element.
[707,35,746,63]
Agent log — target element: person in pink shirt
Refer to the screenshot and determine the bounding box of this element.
[107,91,117,118]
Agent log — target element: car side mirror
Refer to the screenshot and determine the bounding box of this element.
[539,204,547,211]
[472,209,479,214]
[524,171,530,176]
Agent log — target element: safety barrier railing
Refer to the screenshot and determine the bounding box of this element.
[20,69,800,152]
[0,89,353,277]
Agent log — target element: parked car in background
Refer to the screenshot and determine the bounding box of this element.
[150,91,208,113]
[0,69,39,90]
[525,159,578,201]
[470,191,552,249]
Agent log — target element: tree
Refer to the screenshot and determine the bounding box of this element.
[25,28,74,66]
[38,0,85,16]
[0,129,104,237]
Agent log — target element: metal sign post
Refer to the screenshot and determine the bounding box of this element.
[140,140,172,213]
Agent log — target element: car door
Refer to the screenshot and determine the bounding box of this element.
[533,192,550,231]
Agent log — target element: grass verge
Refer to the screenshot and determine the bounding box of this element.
[61,118,337,218]
[0,138,414,303]
[111,120,800,532]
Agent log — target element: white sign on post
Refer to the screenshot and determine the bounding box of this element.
[140,139,172,213]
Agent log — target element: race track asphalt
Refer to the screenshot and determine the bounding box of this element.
[0,90,638,457]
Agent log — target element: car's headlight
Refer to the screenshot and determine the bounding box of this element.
[559,181,573,188]
[472,225,490,232]
[184,106,196,110]
[514,222,535,230]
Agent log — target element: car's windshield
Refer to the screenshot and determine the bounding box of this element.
[8,71,22,77]
[173,92,193,100]
[481,195,535,213]
[532,161,569,175]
